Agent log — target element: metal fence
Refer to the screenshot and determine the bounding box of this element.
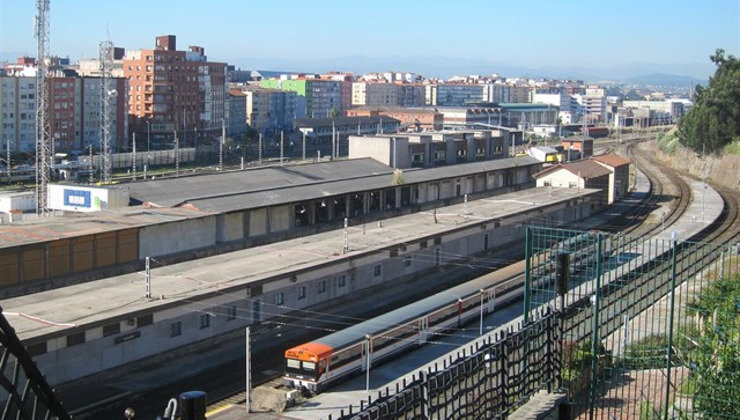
[0,306,70,420]
[333,307,560,420]
[523,226,739,419]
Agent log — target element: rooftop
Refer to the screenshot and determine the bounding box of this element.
[592,154,631,168]
[294,116,401,128]
[127,158,394,207]
[2,186,598,342]
[533,159,611,180]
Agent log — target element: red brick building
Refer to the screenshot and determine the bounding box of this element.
[346,106,443,131]
[124,35,227,148]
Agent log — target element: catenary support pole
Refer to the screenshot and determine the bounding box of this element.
[246,326,251,413]
[145,256,151,298]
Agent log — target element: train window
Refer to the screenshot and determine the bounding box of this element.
[286,359,301,369]
[434,237,442,245]
[275,292,284,305]
[336,275,347,288]
[373,265,381,277]
[318,280,327,294]
[404,255,412,267]
[227,306,237,320]
[302,361,316,370]
[170,321,182,338]
[200,314,210,329]
[297,286,306,300]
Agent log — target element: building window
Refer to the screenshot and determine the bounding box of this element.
[170,321,182,337]
[297,286,306,300]
[200,314,211,329]
[275,292,285,305]
[373,264,382,277]
[336,275,347,288]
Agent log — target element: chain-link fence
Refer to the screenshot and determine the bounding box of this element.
[523,226,739,419]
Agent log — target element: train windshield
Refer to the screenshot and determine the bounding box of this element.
[285,358,318,378]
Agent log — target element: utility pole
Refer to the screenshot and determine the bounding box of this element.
[132,133,136,180]
[88,144,94,184]
[220,118,226,170]
[99,40,115,183]
[145,256,151,298]
[479,289,485,335]
[35,0,51,216]
[5,133,10,181]
[280,130,284,165]
[302,131,306,161]
[258,133,262,164]
[331,121,336,160]
[364,334,372,391]
[245,326,251,414]
[174,130,180,177]
[343,217,349,253]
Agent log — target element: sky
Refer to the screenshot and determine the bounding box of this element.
[1,0,738,80]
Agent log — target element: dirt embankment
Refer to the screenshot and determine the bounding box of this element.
[639,141,739,192]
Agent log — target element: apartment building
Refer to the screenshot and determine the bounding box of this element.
[0,75,128,154]
[426,83,489,106]
[346,106,443,131]
[261,78,341,119]
[123,35,227,148]
[243,87,299,137]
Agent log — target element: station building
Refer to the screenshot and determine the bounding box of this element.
[0,156,543,297]
[4,186,602,387]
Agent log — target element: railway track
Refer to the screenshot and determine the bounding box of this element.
[74,146,708,417]
[561,170,738,351]
[200,147,706,409]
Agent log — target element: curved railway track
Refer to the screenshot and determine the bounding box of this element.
[76,145,723,418]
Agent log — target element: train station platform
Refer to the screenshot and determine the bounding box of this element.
[284,176,726,420]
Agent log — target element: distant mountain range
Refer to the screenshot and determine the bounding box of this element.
[2,50,709,86]
[625,73,705,87]
[228,55,711,86]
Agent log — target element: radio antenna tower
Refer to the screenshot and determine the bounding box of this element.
[34,0,52,215]
[99,40,115,183]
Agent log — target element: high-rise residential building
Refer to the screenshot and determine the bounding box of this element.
[243,87,299,137]
[579,85,607,123]
[351,82,426,108]
[123,35,227,148]
[533,92,580,123]
[226,89,247,137]
[351,82,400,106]
[0,74,128,154]
[260,78,341,119]
[425,83,489,106]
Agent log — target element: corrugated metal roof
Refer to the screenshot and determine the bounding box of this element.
[127,158,394,207]
[184,156,541,213]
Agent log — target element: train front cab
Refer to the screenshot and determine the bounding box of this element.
[283,343,333,393]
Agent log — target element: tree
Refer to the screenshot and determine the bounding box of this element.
[678,49,740,154]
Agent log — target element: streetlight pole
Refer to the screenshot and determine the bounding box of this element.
[146,120,151,152]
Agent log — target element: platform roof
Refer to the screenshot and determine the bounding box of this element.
[181,156,541,213]
[126,158,394,207]
[2,186,598,342]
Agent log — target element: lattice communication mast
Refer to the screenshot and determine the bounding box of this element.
[99,40,115,183]
[34,0,52,215]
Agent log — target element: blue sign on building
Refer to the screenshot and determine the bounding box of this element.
[63,189,91,208]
